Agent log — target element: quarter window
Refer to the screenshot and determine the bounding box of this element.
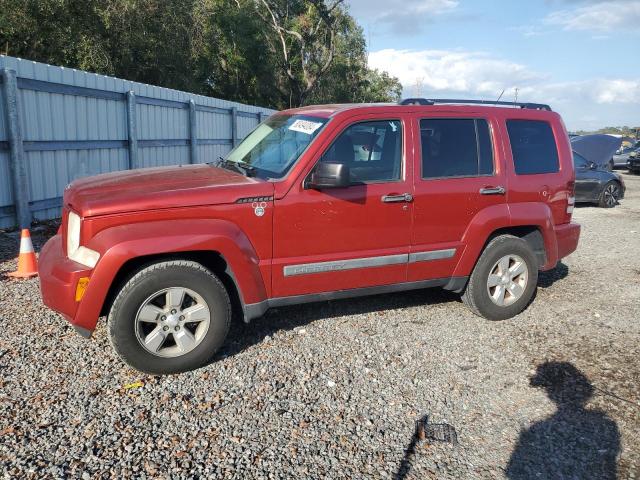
[420,119,494,179]
[320,120,402,183]
[507,120,559,175]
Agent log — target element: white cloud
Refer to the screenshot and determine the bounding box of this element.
[509,25,550,37]
[545,0,640,32]
[368,48,640,130]
[517,79,640,105]
[347,0,459,34]
[594,79,640,102]
[368,49,547,97]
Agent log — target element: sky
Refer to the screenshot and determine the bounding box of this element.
[346,0,640,131]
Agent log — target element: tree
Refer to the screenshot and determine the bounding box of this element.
[305,13,402,105]
[0,0,403,109]
[0,0,107,70]
[358,69,403,103]
[255,0,344,107]
[191,0,279,107]
[0,0,202,92]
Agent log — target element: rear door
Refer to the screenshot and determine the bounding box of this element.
[271,115,413,298]
[408,113,507,282]
[501,117,571,226]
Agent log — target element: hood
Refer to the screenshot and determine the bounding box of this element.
[571,134,621,166]
[65,164,273,217]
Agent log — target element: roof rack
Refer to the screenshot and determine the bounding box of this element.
[399,98,552,111]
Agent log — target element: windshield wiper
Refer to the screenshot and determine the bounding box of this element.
[234,160,257,177]
[211,157,256,177]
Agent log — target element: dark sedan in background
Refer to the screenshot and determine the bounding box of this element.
[572,135,625,208]
[574,152,626,207]
[571,134,620,171]
[614,142,640,169]
[628,153,640,173]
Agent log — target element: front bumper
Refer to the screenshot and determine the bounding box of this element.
[39,234,94,336]
[554,222,581,261]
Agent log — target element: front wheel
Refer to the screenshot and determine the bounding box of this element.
[598,181,621,208]
[462,235,538,320]
[108,260,231,374]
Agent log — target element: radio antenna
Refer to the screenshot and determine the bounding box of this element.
[495,89,505,104]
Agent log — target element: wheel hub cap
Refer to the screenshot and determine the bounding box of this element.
[165,314,179,328]
[487,254,529,307]
[134,287,211,358]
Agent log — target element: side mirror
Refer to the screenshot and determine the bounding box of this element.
[588,161,597,170]
[308,162,350,189]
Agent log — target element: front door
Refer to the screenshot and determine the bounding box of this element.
[573,153,601,202]
[408,114,507,282]
[272,117,413,298]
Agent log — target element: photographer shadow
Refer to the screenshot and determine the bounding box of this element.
[537,262,569,289]
[506,361,620,480]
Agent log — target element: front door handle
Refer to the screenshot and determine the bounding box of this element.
[479,186,505,195]
[381,193,413,203]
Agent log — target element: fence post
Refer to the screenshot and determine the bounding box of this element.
[126,91,138,170]
[1,68,31,228]
[189,100,198,164]
[231,107,238,148]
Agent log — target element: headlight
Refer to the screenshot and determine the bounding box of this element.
[67,211,81,257]
[66,211,100,268]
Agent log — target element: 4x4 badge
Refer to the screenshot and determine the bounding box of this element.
[252,202,267,217]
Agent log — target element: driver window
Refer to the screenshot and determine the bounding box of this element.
[320,120,402,184]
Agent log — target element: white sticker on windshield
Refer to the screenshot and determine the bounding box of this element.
[288,119,323,135]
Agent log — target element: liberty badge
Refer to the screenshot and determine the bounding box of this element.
[252,202,267,217]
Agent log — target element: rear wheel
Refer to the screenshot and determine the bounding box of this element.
[598,181,621,208]
[108,260,231,374]
[462,235,538,320]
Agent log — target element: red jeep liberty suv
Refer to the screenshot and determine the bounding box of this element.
[39,98,581,374]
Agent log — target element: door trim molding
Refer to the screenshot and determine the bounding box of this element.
[409,248,456,263]
[283,248,457,277]
[283,253,407,277]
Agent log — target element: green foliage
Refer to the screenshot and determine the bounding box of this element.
[307,14,401,105]
[574,126,640,139]
[0,0,402,109]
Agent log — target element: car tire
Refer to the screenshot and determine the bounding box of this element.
[107,260,231,375]
[461,235,538,321]
[598,181,621,208]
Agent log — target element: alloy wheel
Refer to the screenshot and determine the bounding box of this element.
[134,287,211,358]
[486,254,529,307]
[603,183,619,207]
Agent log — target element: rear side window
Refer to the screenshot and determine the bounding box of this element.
[507,120,559,175]
[421,119,494,179]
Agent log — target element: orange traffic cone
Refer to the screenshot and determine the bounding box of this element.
[8,229,38,278]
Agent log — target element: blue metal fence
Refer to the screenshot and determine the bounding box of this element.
[0,55,275,228]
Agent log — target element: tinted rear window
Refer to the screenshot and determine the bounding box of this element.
[421,118,494,178]
[507,120,559,175]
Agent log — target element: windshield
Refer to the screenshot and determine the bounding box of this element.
[225,114,328,179]
[573,151,588,168]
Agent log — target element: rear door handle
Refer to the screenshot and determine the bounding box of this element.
[381,193,413,203]
[479,186,505,195]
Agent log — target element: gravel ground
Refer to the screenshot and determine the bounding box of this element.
[1,174,639,479]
